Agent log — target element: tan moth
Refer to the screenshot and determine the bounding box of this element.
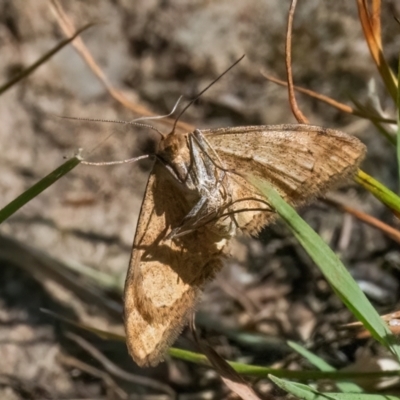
[123,123,366,367]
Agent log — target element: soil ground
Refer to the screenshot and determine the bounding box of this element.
[1,1,400,399]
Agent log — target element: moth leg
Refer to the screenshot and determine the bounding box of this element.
[166,193,211,239]
[167,131,232,240]
[192,130,228,181]
[169,132,236,239]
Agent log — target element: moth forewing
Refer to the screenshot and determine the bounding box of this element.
[124,162,229,367]
[124,123,366,367]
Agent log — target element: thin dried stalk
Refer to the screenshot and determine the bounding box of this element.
[323,198,400,244]
[261,71,396,124]
[356,0,398,102]
[285,0,308,123]
[48,0,193,132]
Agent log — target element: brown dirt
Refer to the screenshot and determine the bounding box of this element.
[1,1,400,398]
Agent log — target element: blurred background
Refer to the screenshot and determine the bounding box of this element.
[1,1,400,398]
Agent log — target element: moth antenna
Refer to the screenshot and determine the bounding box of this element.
[132,96,183,123]
[79,154,151,166]
[57,115,166,138]
[170,54,246,135]
[57,97,183,139]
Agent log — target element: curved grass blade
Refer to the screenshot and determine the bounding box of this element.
[0,24,95,95]
[170,347,400,380]
[269,375,400,400]
[247,174,400,361]
[0,157,81,224]
[355,169,400,216]
[288,341,363,393]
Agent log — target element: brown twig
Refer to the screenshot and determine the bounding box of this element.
[58,352,128,399]
[285,0,308,124]
[189,318,265,400]
[66,332,176,398]
[323,198,400,244]
[0,235,123,319]
[341,310,400,339]
[0,23,95,95]
[356,0,398,102]
[48,0,193,132]
[260,71,396,124]
[263,71,355,115]
[370,0,382,48]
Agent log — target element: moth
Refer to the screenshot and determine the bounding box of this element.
[123,123,366,367]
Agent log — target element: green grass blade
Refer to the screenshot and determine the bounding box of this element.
[355,169,400,215]
[41,311,400,379]
[169,348,400,380]
[268,376,322,400]
[288,341,363,393]
[269,375,400,400]
[0,23,95,95]
[0,157,81,224]
[397,55,400,189]
[247,175,400,361]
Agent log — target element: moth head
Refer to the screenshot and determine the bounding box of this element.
[157,132,189,162]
